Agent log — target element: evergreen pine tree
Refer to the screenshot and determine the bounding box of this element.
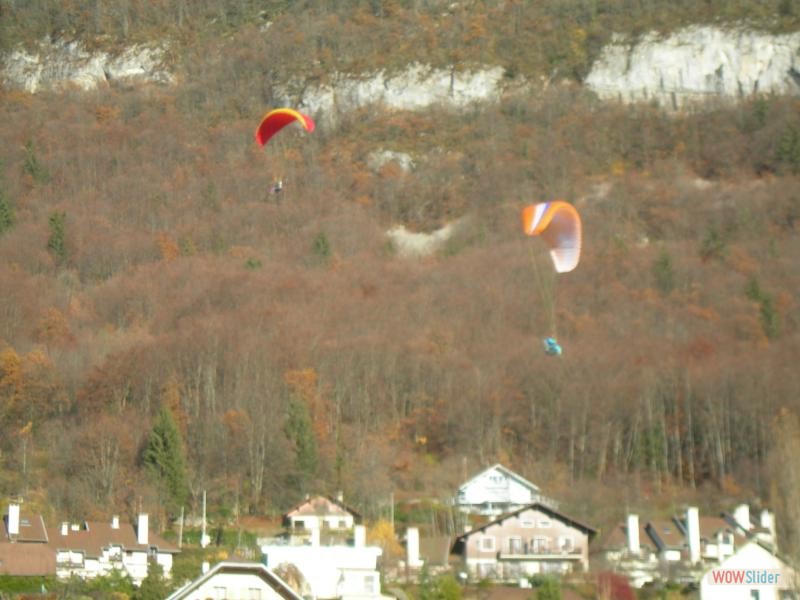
[652,249,675,295]
[134,563,170,600]
[312,231,331,264]
[47,211,66,265]
[143,406,188,517]
[0,189,13,235]
[285,397,318,487]
[23,140,50,184]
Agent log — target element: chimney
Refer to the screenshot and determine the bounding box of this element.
[760,509,772,529]
[137,514,149,545]
[61,522,69,536]
[734,504,751,531]
[687,507,701,564]
[201,561,210,574]
[337,490,344,503]
[354,524,366,548]
[7,504,20,538]
[626,514,640,554]
[111,515,119,529]
[406,526,423,568]
[310,526,320,547]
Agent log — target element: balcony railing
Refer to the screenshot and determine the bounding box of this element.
[498,547,583,560]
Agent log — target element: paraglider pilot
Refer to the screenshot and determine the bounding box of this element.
[542,336,562,356]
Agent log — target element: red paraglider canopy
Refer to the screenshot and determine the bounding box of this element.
[255,108,315,146]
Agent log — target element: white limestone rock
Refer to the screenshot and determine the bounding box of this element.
[386,221,461,258]
[2,40,173,93]
[366,150,416,173]
[283,63,507,124]
[585,25,800,110]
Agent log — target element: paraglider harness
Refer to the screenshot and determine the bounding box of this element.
[542,337,562,356]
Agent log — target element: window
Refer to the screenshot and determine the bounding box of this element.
[479,536,496,552]
[521,518,535,528]
[363,574,376,593]
[538,519,552,528]
[558,536,574,552]
[542,561,564,574]
[214,586,226,600]
[532,537,549,553]
[478,563,497,578]
[508,537,522,554]
[248,589,262,600]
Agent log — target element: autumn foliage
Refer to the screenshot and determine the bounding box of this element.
[0,3,799,548]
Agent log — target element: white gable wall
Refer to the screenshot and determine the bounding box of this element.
[180,571,290,600]
[262,544,383,599]
[458,466,538,506]
[700,542,798,600]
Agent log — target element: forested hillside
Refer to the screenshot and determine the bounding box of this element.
[1,0,800,557]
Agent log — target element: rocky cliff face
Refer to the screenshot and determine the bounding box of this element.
[3,26,799,112]
[2,40,173,93]
[281,63,509,125]
[585,25,800,109]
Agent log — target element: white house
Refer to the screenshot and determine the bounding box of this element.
[700,541,799,600]
[723,504,778,550]
[261,525,392,600]
[595,505,774,589]
[166,561,304,600]
[454,464,554,516]
[283,494,359,532]
[49,513,178,586]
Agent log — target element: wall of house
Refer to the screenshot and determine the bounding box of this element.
[699,543,796,600]
[338,569,381,597]
[54,546,162,586]
[156,551,174,578]
[262,544,383,599]
[122,550,149,584]
[458,469,537,507]
[462,508,589,579]
[662,550,682,562]
[290,514,354,530]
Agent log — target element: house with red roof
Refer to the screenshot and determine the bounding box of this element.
[282,493,361,533]
[594,504,771,588]
[0,502,56,576]
[1,502,178,586]
[50,512,179,585]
